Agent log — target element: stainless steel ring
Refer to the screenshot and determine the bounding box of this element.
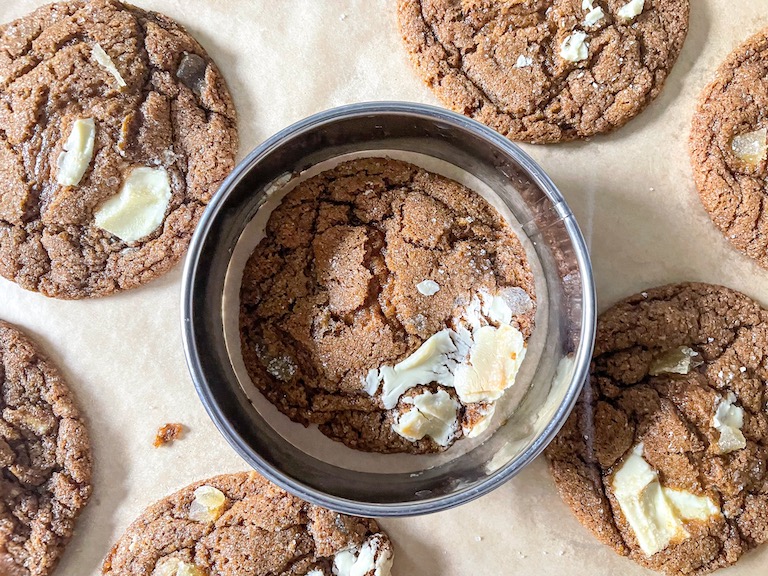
[181,102,596,517]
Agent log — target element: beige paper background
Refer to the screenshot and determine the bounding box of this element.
[0,1,767,575]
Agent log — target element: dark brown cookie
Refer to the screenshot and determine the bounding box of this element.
[0,320,92,576]
[546,283,768,576]
[397,0,689,143]
[239,157,536,454]
[0,0,238,298]
[102,472,394,576]
[690,29,768,269]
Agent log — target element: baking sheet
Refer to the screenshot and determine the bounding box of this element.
[1,1,767,575]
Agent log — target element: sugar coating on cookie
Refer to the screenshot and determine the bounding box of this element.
[0,320,92,576]
[397,0,689,143]
[239,158,536,454]
[547,283,768,576]
[101,472,394,576]
[0,0,237,298]
[690,28,768,269]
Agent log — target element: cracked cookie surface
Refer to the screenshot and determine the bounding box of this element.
[0,320,92,576]
[0,0,237,298]
[102,471,393,576]
[690,29,768,270]
[397,0,689,143]
[546,283,768,575]
[239,157,535,454]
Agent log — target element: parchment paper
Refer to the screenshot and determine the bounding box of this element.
[0,1,766,575]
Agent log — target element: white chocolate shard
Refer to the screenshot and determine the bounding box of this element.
[416,279,440,296]
[514,55,533,68]
[371,330,457,410]
[94,166,172,243]
[649,347,701,376]
[393,389,460,446]
[56,118,95,187]
[483,294,513,326]
[713,392,746,454]
[618,0,645,21]
[731,128,768,166]
[92,43,127,88]
[152,558,205,576]
[333,536,393,576]
[188,485,226,523]
[664,488,721,521]
[452,324,526,404]
[560,31,589,63]
[584,6,605,26]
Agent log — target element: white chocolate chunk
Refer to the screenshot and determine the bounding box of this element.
[612,444,682,556]
[366,290,528,410]
[363,369,381,395]
[713,393,746,454]
[458,294,485,333]
[188,485,226,523]
[333,549,357,576]
[333,536,393,576]
[612,444,720,556]
[152,558,205,576]
[560,31,589,63]
[94,167,172,243]
[371,330,457,409]
[483,294,513,326]
[92,43,126,88]
[307,571,324,576]
[731,128,768,166]
[584,6,605,26]
[416,279,440,296]
[649,347,701,376]
[56,118,95,187]
[582,0,594,8]
[617,0,645,21]
[514,55,533,68]
[664,488,721,521]
[452,324,526,404]
[393,389,460,446]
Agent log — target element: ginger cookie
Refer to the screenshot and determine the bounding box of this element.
[397,0,689,143]
[239,157,536,454]
[0,320,92,576]
[690,29,768,269]
[0,0,237,298]
[546,283,768,575]
[102,472,394,576]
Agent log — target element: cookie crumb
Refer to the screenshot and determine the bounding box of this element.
[154,423,185,447]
